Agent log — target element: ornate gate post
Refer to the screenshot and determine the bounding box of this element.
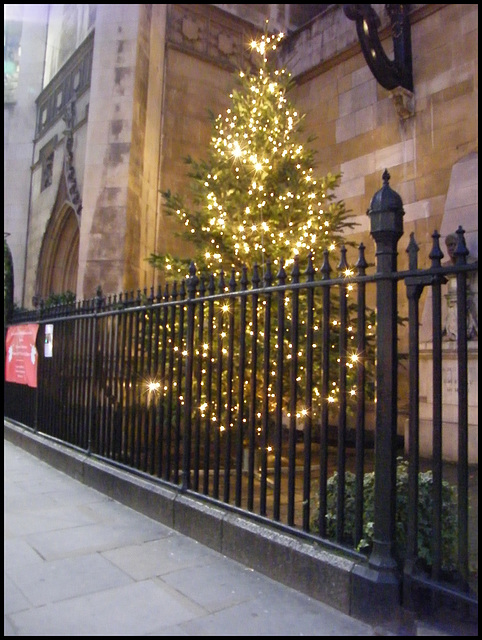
[351,170,404,623]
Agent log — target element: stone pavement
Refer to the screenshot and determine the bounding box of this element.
[5,435,474,636]
[5,438,380,636]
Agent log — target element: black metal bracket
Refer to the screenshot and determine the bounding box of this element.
[343,4,413,93]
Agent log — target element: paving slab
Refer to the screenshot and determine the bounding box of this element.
[5,435,475,636]
[4,438,377,636]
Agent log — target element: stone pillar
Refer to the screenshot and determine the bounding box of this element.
[78,5,166,299]
[412,154,478,464]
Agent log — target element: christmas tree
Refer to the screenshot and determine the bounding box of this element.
[148,29,356,279]
[148,27,373,427]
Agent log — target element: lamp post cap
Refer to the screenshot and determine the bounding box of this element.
[369,170,404,213]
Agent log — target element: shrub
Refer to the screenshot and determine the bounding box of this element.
[311,457,458,571]
[43,291,76,308]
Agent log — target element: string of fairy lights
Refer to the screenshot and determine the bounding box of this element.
[164,30,345,276]
[148,28,373,440]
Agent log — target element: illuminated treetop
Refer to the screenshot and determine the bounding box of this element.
[149,27,355,279]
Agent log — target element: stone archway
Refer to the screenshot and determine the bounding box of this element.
[36,96,83,302]
[36,198,80,299]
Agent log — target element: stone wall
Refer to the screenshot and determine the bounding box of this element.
[283,3,477,362]
[14,4,478,308]
[77,4,141,298]
[76,4,167,298]
[155,3,477,441]
[4,4,50,307]
[157,5,247,269]
[24,49,91,303]
[283,4,477,268]
[158,4,477,277]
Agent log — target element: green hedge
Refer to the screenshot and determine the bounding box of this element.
[311,458,458,571]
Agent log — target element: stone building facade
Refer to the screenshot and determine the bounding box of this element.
[4,3,478,458]
[4,3,478,305]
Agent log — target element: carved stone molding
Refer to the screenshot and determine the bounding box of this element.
[39,136,57,192]
[62,100,82,219]
[167,4,259,71]
[36,30,93,139]
[389,86,415,120]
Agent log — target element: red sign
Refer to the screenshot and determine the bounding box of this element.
[5,324,39,388]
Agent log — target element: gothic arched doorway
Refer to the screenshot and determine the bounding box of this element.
[36,202,79,299]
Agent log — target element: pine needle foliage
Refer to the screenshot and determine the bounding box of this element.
[148,29,357,279]
[147,26,374,422]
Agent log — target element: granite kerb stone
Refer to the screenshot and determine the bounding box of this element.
[221,512,355,615]
[173,492,225,552]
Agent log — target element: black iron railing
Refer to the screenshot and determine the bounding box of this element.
[5,198,477,623]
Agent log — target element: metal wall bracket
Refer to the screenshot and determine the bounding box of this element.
[343,4,413,93]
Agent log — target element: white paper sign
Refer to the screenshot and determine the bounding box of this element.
[44,324,53,357]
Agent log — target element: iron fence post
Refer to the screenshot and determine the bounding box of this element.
[351,170,404,623]
[34,301,44,433]
[87,286,103,455]
[454,226,469,584]
[182,262,198,491]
